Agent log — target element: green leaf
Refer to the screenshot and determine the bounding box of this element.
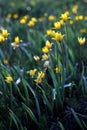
[22,103,38,124]
[38,85,52,114]
[20,46,31,59]
[82,76,87,93]
[71,108,84,130]
[48,66,63,105]
[82,120,87,128]
[58,121,65,130]
[23,80,41,116]
[14,83,26,102]
[9,110,20,130]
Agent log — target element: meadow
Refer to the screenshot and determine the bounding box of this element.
[0,0,87,130]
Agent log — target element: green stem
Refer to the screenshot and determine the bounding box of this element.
[10,84,13,109]
[61,42,65,101]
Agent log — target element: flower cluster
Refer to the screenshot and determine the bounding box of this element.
[20,15,29,25]
[0,29,9,42]
[42,40,52,54]
[75,15,83,21]
[28,17,37,27]
[34,71,45,84]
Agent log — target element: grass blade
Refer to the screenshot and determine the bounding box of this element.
[71,108,84,130]
[58,121,65,130]
[9,110,20,130]
[22,103,38,124]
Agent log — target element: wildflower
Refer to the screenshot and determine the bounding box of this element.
[78,37,86,45]
[2,29,8,38]
[80,29,86,34]
[78,15,83,21]
[38,17,45,22]
[16,78,21,85]
[42,54,48,61]
[75,16,83,21]
[61,12,69,22]
[34,78,42,84]
[34,71,45,84]
[14,36,21,44]
[5,76,13,83]
[69,20,74,25]
[48,15,56,22]
[84,16,87,21]
[38,71,45,79]
[23,15,29,20]
[31,17,37,23]
[29,69,37,77]
[39,17,45,22]
[45,40,52,49]
[54,22,61,30]
[60,20,65,26]
[44,13,48,17]
[72,5,78,14]
[52,32,64,42]
[11,36,22,49]
[46,29,54,36]
[65,11,69,17]
[11,43,19,49]
[4,59,9,65]
[13,14,19,19]
[33,56,40,61]
[28,17,37,27]
[46,30,51,36]
[0,35,5,42]
[20,18,26,25]
[42,46,49,54]
[54,67,60,73]
[27,21,35,27]
[75,16,79,21]
[7,13,12,19]
[50,31,56,37]
[44,60,50,68]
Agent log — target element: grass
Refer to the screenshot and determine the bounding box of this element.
[0,0,87,130]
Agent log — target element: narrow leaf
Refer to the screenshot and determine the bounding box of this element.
[22,103,38,124]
